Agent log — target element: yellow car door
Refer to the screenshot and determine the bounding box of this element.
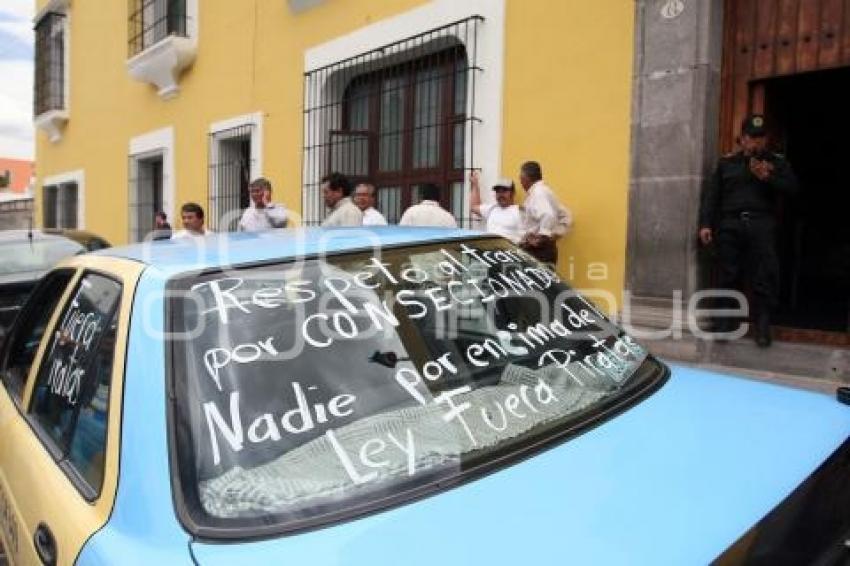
[0,258,142,565]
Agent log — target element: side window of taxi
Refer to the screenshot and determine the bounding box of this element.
[28,273,122,498]
[1,269,76,402]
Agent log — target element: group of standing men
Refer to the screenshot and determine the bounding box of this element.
[151,177,287,240]
[320,174,456,228]
[470,161,572,264]
[320,160,572,264]
[156,114,797,349]
[158,160,572,265]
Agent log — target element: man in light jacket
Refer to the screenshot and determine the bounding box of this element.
[321,172,363,227]
[518,161,571,263]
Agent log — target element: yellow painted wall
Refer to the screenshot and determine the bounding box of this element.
[35,0,428,246]
[502,1,634,309]
[35,0,634,309]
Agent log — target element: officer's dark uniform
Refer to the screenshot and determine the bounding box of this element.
[699,116,797,344]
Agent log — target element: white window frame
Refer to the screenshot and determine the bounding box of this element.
[209,112,264,181]
[129,127,175,241]
[42,169,84,229]
[207,112,263,231]
[302,0,506,219]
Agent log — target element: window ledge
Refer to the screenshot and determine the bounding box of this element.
[126,35,196,100]
[34,109,69,143]
[287,0,324,13]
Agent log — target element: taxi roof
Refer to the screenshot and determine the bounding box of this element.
[94,227,485,277]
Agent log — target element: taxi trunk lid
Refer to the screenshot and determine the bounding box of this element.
[190,366,850,565]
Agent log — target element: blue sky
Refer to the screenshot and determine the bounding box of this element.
[0,1,34,160]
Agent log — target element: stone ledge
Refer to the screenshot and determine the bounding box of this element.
[640,328,850,383]
[34,109,69,143]
[126,35,196,100]
[287,0,324,13]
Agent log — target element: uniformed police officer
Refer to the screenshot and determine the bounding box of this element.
[698,114,798,347]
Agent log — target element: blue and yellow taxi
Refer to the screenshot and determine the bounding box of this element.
[0,228,848,565]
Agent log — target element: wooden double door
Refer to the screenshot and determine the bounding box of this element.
[721,0,850,341]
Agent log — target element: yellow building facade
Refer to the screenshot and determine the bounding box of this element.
[34,0,634,308]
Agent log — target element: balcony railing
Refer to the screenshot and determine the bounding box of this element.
[127,0,188,57]
[34,12,65,117]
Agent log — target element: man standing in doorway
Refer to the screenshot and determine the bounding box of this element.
[353,183,388,226]
[470,170,523,244]
[239,177,288,232]
[518,161,570,264]
[399,183,457,227]
[152,211,172,240]
[321,172,363,227]
[698,114,798,347]
[173,202,213,239]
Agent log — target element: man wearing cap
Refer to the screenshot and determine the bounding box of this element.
[698,114,798,347]
[469,171,523,244]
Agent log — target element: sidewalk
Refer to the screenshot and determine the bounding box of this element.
[640,328,849,393]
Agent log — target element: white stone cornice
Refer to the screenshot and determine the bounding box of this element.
[125,0,198,100]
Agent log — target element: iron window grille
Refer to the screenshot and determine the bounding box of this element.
[208,124,255,232]
[42,183,77,229]
[128,0,188,57]
[34,12,65,117]
[302,16,483,226]
[128,153,165,242]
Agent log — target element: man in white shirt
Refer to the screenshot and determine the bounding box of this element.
[353,183,388,226]
[172,202,214,239]
[399,183,457,228]
[518,161,569,264]
[239,177,288,232]
[469,171,523,243]
[321,172,363,227]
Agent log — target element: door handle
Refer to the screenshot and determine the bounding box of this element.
[33,522,57,566]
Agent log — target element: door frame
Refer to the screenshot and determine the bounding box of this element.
[719,0,850,344]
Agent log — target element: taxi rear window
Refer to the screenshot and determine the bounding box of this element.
[167,238,666,537]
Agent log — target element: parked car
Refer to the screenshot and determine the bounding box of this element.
[0,230,110,343]
[0,228,848,565]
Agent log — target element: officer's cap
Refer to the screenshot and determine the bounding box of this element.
[741,114,767,137]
